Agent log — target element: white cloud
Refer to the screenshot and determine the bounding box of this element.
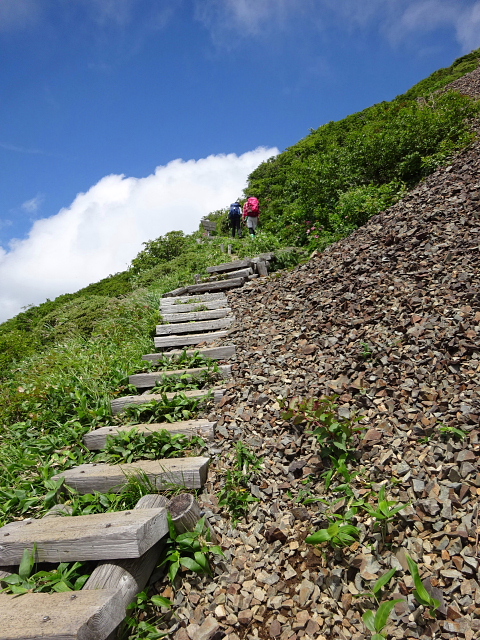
[21,194,44,213]
[0,0,40,32]
[0,147,277,323]
[195,0,480,52]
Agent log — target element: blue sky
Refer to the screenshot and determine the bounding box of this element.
[1,0,480,321]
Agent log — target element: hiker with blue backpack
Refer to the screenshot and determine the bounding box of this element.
[243,196,261,236]
[229,199,243,238]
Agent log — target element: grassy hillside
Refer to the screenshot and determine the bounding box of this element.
[245,48,480,248]
[0,49,479,529]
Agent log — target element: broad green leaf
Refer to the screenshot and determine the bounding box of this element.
[209,545,225,557]
[18,546,36,580]
[372,568,397,595]
[151,595,173,608]
[406,555,432,603]
[374,599,404,632]
[53,581,72,592]
[74,574,89,590]
[194,552,210,573]
[179,556,204,574]
[168,560,180,582]
[305,529,331,544]
[362,609,376,633]
[371,635,386,640]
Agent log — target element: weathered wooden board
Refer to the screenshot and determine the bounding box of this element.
[0,590,124,640]
[160,299,228,314]
[111,388,224,415]
[209,267,253,281]
[257,260,269,276]
[129,364,231,389]
[162,287,188,298]
[156,316,233,336]
[84,419,216,450]
[206,259,253,274]
[162,292,227,304]
[54,457,210,494]
[154,330,230,349]
[161,308,231,323]
[0,509,168,565]
[142,345,236,362]
[184,278,245,294]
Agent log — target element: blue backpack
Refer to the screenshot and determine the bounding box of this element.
[229,202,241,217]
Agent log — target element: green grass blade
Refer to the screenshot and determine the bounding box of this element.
[374,599,404,632]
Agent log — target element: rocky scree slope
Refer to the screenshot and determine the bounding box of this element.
[172,137,480,640]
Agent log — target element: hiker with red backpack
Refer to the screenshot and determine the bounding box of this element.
[243,196,260,237]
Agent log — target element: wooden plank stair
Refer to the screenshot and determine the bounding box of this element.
[160,299,228,313]
[0,509,168,565]
[154,330,230,349]
[84,419,216,450]
[129,364,232,389]
[142,345,236,361]
[53,457,210,494]
[161,308,232,323]
[155,316,234,336]
[111,388,224,415]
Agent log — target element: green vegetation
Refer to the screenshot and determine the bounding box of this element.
[407,555,441,616]
[0,546,90,595]
[280,395,365,457]
[159,514,225,582]
[305,519,361,549]
[0,49,478,541]
[245,50,480,246]
[218,442,262,524]
[96,428,205,464]
[123,590,173,640]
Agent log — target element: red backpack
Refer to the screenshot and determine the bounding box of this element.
[246,197,260,216]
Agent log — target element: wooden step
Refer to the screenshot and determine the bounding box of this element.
[142,345,236,362]
[154,330,230,349]
[129,364,232,389]
[0,590,124,640]
[111,388,224,415]
[53,457,210,494]
[162,292,228,304]
[206,259,253,274]
[160,299,228,314]
[156,316,233,336]
[84,419,216,450]
[184,278,245,294]
[208,267,253,281]
[161,308,231,323]
[0,509,168,565]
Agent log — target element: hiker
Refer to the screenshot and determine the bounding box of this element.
[243,196,260,236]
[229,199,242,238]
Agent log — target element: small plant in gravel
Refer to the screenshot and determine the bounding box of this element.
[406,555,441,617]
[279,395,365,457]
[362,599,404,640]
[122,393,208,424]
[95,429,205,464]
[0,546,90,594]
[437,422,467,440]
[159,514,224,582]
[362,486,408,538]
[218,442,262,525]
[356,569,398,601]
[122,589,173,640]
[306,514,361,549]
